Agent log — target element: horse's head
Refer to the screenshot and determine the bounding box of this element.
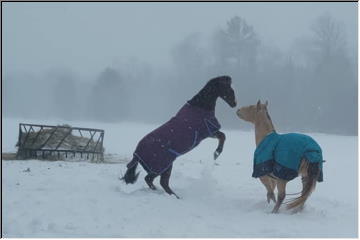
[211,76,237,108]
[188,75,237,111]
[236,100,268,123]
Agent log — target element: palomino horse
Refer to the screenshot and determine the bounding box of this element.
[236,100,323,213]
[122,76,237,198]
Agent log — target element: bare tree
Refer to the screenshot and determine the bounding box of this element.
[310,13,347,62]
[302,13,357,134]
[88,67,125,121]
[51,71,79,120]
[170,33,207,100]
[213,16,260,70]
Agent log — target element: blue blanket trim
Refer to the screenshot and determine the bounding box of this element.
[252,159,274,178]
[252,159,298,180]
[204,118,220,137]
[134,152,157,174]
[135,152,175,175]
[168,148,181,157]
[306,157,324,182]
[273,162,299,180]
[190,130,199,149]
[167,130,199,157]
[253,154,323,182]
[317,167,324,182]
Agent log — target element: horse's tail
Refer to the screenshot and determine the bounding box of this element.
[122,158,140,184]
[286,161,320,210]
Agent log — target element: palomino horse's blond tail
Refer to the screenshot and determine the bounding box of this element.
[286,161,320,210]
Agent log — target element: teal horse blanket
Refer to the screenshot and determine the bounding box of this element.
[253,132,323,182]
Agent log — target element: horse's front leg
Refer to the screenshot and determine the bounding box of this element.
[160,164,180,199]
[145,173,158,190]
[272,180,287,213]
[213,131,226,160]
[259,176,276,203]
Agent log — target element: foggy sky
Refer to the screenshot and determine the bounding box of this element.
[3,2,357,78]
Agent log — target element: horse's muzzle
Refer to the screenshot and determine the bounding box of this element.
[229,99,237,108]
[236,109,243,118]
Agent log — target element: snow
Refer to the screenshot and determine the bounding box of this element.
[2,117,358,237]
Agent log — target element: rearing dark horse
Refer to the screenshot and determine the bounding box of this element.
[122,76,237,198]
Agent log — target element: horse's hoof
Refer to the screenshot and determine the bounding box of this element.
[172,193,181,199]
[146,183,157,190]
[214,151,221,160]
[271,208,280,214]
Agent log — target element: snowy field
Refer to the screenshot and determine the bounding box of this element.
[2,117,358,237]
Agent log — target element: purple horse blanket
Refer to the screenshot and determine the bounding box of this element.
[128,103,221,175]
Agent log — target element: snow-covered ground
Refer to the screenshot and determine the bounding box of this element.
[2,117,358,237]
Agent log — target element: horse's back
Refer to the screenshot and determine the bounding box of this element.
[273,133,323,181]
[276,133,322,163]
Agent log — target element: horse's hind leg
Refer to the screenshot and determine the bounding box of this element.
[160,165,180,199]
[291,160,309,213]
[291,176,308,213]
[272,180,287,213]
[145,173,158,190]
[260,176,276,203]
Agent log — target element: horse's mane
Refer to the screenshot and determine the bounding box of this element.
[265,109,275,131]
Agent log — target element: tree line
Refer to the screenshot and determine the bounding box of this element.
[3,13,357,135]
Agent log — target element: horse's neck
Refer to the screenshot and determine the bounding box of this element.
[255,115,275,146]
[188,86,218,111]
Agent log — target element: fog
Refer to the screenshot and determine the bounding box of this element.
[2,2,358,135]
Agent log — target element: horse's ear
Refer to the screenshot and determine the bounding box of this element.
[256,100,261,111]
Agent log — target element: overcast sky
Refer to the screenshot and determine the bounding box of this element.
[3,2,357,78]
